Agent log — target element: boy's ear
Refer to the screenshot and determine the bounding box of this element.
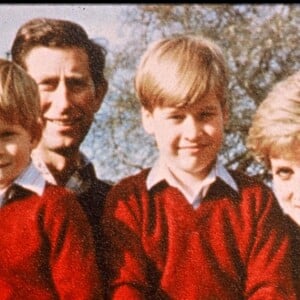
[141,107,154,134]
[93,81,108,112]
[222,106,229,126]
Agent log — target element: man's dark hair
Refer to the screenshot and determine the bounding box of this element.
[11,18,107,87]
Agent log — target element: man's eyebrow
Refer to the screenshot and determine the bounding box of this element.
[36,78,58,85]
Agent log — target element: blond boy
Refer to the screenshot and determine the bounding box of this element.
[102,36,296,299]
[0,59,102,298]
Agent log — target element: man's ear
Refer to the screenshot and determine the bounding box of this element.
[93,80,108,112]
[141,107,154,134]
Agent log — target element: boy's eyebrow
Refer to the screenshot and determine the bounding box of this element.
[202,105,218,110]
[188,104,219,112]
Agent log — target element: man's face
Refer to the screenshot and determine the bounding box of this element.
[24,46,102,154]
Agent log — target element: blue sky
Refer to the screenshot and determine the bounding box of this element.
[0,4,128,57]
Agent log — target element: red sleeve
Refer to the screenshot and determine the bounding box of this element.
[102,183,150,299]
[243,186,296,299]
[43,186,103,299]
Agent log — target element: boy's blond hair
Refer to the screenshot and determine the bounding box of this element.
[247,71,300,168]
[135,35,229,112]
[0,58,41,139]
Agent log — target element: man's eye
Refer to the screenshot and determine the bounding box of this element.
[39,81,56,91]
[68,79,89,91]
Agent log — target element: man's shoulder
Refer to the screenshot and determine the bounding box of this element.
[92,178,113,195]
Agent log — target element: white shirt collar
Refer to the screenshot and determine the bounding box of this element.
[0,161,46,207]
[31,150,90,184]
[14,161,46,196]
[146,158,238,208]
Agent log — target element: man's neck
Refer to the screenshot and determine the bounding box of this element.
[33,147,81,186]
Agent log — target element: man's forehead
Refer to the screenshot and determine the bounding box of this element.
[24,47,91,81]
[25,46,89,70]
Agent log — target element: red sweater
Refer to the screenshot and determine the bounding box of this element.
[0,184,102,299]
[102,169,296,299]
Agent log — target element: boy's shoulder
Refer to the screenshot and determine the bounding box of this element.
[228,169,269,190]
[226,169,274,202]
[111,167,269,193]
[43,183,74,197]
[108,168,151,197]
[41,183,80,209]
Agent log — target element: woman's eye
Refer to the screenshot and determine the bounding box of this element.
[276,167,293,180]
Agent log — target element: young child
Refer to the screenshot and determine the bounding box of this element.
[247,70,300,298]
[101,35,296,299]
[0,59,102,298]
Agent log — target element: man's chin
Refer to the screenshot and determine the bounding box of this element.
[39,138,83,155]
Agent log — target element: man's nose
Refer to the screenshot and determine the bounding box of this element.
[51,81,72,112]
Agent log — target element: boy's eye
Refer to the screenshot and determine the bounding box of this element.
[275,167,294,180]
[0,131,16,139]
[197,111,216,119]
[169,114,184,120]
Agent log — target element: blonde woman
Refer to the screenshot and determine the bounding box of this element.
[247,70,300,298]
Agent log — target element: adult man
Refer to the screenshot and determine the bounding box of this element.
[11,18,111,266]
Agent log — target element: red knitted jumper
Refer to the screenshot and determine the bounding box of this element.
[102,169,296,299]
[0,184,102,299]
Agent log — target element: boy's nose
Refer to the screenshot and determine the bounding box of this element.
[183,116,202,140]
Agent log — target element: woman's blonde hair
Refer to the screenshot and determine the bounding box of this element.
[0,58,42,140]
[247,71,300,168]
[135,35,229,112]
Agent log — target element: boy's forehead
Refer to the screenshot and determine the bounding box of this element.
[156,102,221,115]
[161,93,221,110]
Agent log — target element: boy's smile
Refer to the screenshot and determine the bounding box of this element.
[0,120,37,189]
[142,94,227,181]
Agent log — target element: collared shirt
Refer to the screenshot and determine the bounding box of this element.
[32,151,96,195]
[0,161,46,207]
[146,158,238,209]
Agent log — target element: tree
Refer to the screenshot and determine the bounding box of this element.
[83,4,300,183]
